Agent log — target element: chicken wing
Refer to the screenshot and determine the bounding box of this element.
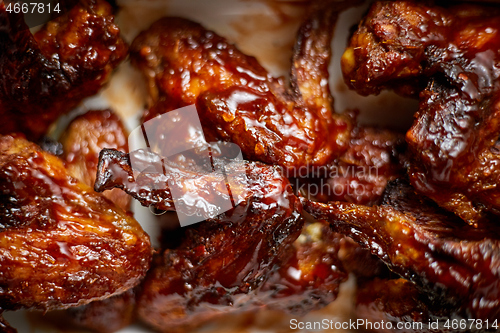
[0,135,151,313]
[94,148,304,331]
[60,109,131,211]
[130,8,352,173]
[0,0,127,140]
[305,178,500,320]
[298,126,406,206]
[342,0,500,225]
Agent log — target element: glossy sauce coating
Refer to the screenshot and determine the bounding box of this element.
[94,148,375,329]
[94,148,304,332]
[56,110,137,333]
[342,0,500,224]
[305,178,500,320]
[298,126,406,206]
[409,81,500,224]
[140,220,352,331]
[95,148,258,214]
[130,13,351,173]
[60,110,131,211]
[0,0,127,140]
[0,135,151,311]
[342,1,500,95]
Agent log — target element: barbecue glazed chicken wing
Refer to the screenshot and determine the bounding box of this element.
[53,109,136,333]
[0,135,151,330]
[95,148,305,332]
[0,0,127,140]
[60,109,131,211]
[342,0,500,225]
[130,7,352,173]
[305,178,500,321]
[299,126,406,206]
[90,3,403,330]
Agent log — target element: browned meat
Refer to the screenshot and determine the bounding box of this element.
[60,110,131,211]
[94,147,371,330]
[298,126,406,206]
[290,0,349,113]
[135,221,349,333]
[305,178,500,320]
[0,135,151,313]
[130,10,352,173]
[94,148,304,332]
[341,0,500,96]
[52,110,135,333]
[356,278,448,333]
[259,221,348,314]
[130,15,282,117]
[0,0,127,140]
[408,80,500,225]
[342,0,500,225]
[291,127,402,280]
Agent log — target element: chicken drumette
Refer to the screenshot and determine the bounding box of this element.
[342,0,500,225]
[0,0,127,140]
[130,7,353,173]
[305,178,500,321]
[0,135,151,331]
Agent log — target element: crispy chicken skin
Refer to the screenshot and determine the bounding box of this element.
[152,219,350,321]
[409,81,500,225]
[130,13,351,173]
[342,0,500,95]
[290,0,406,205]
[143,222,348,329]
[60,110,131,211]
[305,178,500,320]
[342,0,500,224]
[0,135,151,312]
[130,16,283,116]
[299,126,406,206]
[94,149,304,332]
[94,149,379,330]
[0,0,127,140]
[289,0,362,112]
[55,110,136,333]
